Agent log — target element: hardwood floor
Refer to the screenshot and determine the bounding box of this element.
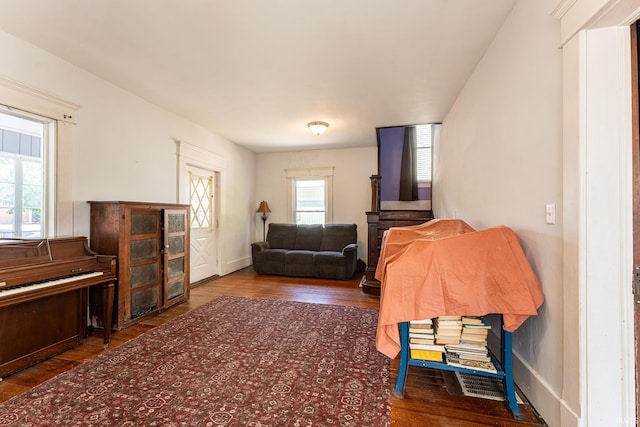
[0,267,547,426]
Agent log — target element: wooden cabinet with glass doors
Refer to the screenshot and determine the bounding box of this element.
[88,201,190,330]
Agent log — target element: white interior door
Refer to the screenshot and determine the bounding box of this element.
[188,165,219,283]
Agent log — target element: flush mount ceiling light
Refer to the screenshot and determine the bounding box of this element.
[307,121,329,136]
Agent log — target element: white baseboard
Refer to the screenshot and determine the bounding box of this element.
[222,256,252,276]
[512,346,577,427]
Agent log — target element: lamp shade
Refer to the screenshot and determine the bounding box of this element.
[257,200,271,213]
[307,121,329,136]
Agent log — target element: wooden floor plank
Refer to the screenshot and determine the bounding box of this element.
[0,267,547,426]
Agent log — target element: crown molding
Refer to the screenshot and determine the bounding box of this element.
[0,75,78,123]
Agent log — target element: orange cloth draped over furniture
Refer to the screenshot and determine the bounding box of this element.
[375,219,544,359]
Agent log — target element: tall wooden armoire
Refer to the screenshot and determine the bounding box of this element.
[88,201,190,330]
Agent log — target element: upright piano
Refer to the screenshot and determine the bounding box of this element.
[0,236,116,378]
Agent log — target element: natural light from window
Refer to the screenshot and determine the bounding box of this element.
[294,179,326,224]
[0,111,46,238]
[416,124,432,184]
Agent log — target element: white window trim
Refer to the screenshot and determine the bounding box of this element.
[0,75,78,237]
[285,167,334,224]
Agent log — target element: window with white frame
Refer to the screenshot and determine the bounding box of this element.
[0,76,78,237]
[189,171,213,229]
[286,167,334,225]
[416,124,433,185]
[0,110,54,238]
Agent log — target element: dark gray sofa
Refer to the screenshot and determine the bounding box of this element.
[251,223,358,280]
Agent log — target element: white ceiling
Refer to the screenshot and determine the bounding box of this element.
[0,0,516,153]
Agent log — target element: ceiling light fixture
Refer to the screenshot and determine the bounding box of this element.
[307,121,329,136]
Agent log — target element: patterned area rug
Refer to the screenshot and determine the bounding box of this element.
[0,296,390,426]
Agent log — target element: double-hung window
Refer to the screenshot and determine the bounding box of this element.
[286,167,334,225]
[0,76,78,237]
[0,110,53,238]
[415,124,433,186]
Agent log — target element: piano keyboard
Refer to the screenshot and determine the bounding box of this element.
[0,271,104,297]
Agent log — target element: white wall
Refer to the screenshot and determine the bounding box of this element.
[433,0,563,424]
[255,146,377,263]
[0,29,256,275]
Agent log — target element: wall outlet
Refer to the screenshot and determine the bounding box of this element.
[545,203,556,225]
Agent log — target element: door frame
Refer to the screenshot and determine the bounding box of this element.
[176,141,226,282]
[632,20,640,425]
[187,164,219,282]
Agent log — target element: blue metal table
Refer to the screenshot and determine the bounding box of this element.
[392,317,523,420]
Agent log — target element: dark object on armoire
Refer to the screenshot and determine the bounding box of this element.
[88,201,190,330]
[363,210,434,296]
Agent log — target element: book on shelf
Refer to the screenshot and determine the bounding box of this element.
[461,316,484,325]
[436,329,463,336]
[435,320,463,328]
[410,337,436,345]
[409,330,435,339]
[458,353,492,363]
[409,343,446,352]
[409,325,434,334]
[461,328,489,336]
[409,327,434,333]
[409,323,433,329]
[462,322,491,329]
[409,341,445,362]
[445,343,488,354]
[445,352,497,373]
[410,349,445,362]
[437,315,462,321]
[460,334,488,344]
[410,318,433,325]
[435,336,461,345]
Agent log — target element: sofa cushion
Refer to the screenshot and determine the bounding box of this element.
[285,250,315,264]
[285,250,316,277]
[313,252,348,279]
[266,224,297,249]
[255,248,288,263]
[294,224,323,251]
[313,251,346,265]
[253,248,288,275]
[320,224,357,252]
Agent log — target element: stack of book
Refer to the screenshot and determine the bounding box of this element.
[408,318,445,362]
[445,343,497,373]
[444,316,496,373]
[434,315,463,345]
[460,316,491,346]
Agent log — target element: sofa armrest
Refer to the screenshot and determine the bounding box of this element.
[251,241,270,269]
[342,243,359,279]
[251,241,270,252]
[342,243,357,254]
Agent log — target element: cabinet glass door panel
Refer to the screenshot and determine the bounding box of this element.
[131,213,158,235]
[168,235,184,254]
[130,239,157,261]
[163,209,189,308]
[130,287,158,319]
[129,263,159,289]
[167,278,185,301]
[167,213,186,233]
[167,257,184,278]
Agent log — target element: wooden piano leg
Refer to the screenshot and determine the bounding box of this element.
[102,281,115,348]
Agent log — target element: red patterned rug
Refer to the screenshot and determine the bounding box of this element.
[0,296,390,426]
